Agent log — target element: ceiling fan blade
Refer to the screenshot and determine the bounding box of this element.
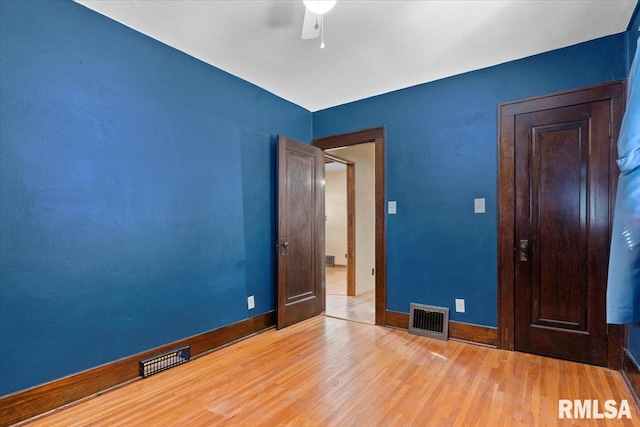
[301,8,320,40]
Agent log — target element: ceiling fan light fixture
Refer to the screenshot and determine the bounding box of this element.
[303,0,336,15]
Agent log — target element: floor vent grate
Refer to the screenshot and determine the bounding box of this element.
[140,345,190,378]
[408,303,449,341]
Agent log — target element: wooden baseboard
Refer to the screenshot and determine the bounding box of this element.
[0,311,276,427]
[385,310,497,347]
[385,310,411,329]
[622,348,640,410]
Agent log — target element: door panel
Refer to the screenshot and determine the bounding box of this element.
[277,136,325,329]
[534,121,588,330]
[514,101,611,366]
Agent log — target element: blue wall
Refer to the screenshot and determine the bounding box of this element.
[0,0,310,395]
[313,34,627,327]
[628,2,640,67]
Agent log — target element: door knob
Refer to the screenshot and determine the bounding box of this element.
[278,238,289,256]
[519,239,529,261]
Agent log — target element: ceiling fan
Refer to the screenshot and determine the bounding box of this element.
[301,0,337,48]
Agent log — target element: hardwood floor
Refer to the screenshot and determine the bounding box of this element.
[326,265,349,295]
[24,316,638,426]
[325,291,374,325]
[325,266,374,324]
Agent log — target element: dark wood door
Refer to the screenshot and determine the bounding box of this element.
[514,99,613,366]
[277,136,325,329]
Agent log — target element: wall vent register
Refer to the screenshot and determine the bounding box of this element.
[139,345,190,378]
[408,303,449,341]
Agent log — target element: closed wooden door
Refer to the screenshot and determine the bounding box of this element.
[277,136,325,329]
[513,98,614,366]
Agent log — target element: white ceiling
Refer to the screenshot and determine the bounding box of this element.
[76,0,637,112]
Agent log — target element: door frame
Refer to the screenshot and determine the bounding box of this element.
[313,126,387,326]
[497,81,626,369]
[324,153,356,296]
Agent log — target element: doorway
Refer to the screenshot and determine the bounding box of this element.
[324,153,355,296]
[498,82,625,368]
[324,145,375,324]
[313,126,386,326]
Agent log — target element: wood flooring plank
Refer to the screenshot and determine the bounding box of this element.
[22,316,640,426]
[325,266,375,324]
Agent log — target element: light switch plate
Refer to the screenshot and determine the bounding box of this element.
[388,201,397,214]
[248,295,255,310]
[474,198,486,214]
[455,299,465,313]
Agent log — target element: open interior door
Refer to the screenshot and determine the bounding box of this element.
[277,136,325,328]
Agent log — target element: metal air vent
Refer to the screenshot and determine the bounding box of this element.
[140,345,190,378]
[408,303,449,341]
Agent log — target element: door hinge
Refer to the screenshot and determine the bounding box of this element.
[608,121,612,138]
